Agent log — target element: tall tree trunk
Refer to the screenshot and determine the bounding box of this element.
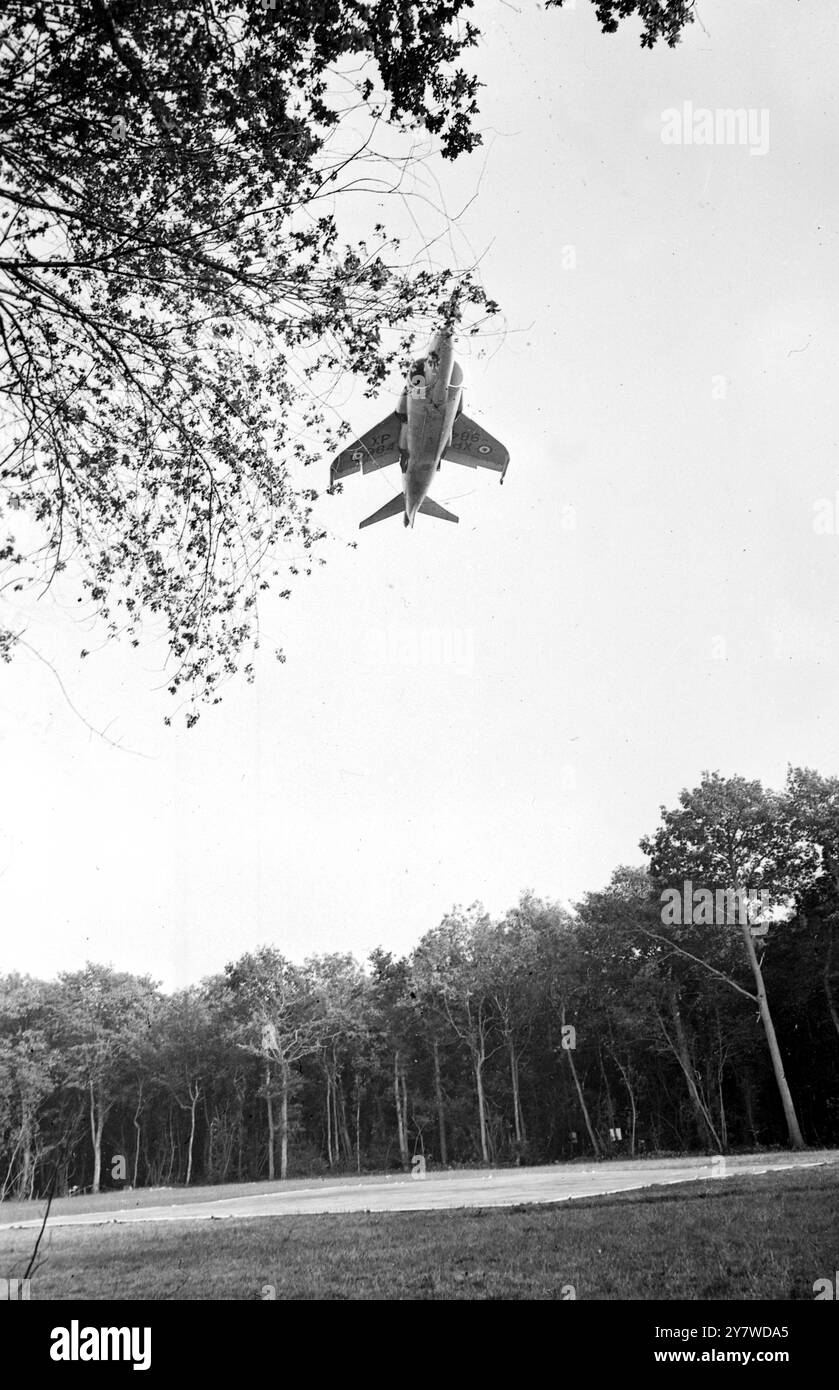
[3,1129,24,1201]
[394,1052,410,1171]
[738,921,805,1149]
[132,1088,143,1188]
[474,1052,490,1164]
[509,1043,526,1146]
[89,1082,105,1194]
[337,1075,353,1160]
[613,1053,637,1156]
[565,1045,600,1156]
[279,1064,289,1181]
[660,990,722,1152]
[265,1063,275,1180]
[18,1114,33,1200]
[185,1089,198,1186]
[598,1047,616,1139]
[561,1005,601,1157]
[324,1070,334,1167]
[166,1110,178,1183]
[433,1039,448,1165]
[333,1070,345,1163]
[717,1073,728,1150]
[714,1013,728,1151]
[740,1068,759,1146]
[203,1096,213,1183]
[400,1069,410,1162]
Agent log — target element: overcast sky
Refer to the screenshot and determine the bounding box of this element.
[3,0,839,990]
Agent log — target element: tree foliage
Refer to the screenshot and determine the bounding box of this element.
[0,0,694,714]
[0,0,496,712]
[547,0,695,49]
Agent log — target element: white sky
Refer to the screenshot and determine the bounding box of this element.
[3,0,839,990]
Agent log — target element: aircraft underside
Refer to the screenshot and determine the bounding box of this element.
[329,332,510,530]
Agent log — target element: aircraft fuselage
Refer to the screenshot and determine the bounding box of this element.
[401,331,463,527]
[333,326,508,530]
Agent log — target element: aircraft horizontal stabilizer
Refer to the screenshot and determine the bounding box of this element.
[359,494,406,529]
[418,496,459,524]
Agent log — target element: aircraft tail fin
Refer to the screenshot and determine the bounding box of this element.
[359,494,406,530]
[418,496,459,524]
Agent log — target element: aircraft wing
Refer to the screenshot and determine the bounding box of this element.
[331,412,402,483]
[444,414,510,480]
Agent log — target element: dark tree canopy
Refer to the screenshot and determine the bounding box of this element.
[0,1,693,717]
[547,0,695,49]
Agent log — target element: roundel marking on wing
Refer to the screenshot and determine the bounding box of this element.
[478,444,492,454]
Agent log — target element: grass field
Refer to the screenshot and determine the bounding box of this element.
[1,1166,836,1300]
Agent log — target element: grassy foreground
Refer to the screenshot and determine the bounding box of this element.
[0,1167,836,1300]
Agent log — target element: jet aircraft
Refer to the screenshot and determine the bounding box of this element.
[330,331,509,529]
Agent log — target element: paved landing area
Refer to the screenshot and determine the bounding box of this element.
[2,1150,835,1231]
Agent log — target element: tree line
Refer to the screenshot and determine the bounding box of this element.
[3,766,838,1200]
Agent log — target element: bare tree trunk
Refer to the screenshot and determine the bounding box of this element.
[565,1045,600,1156]
[740,1068,759,1146]
[613,1054,637,1156]
[17,1114,33,1200]
[166,1110,177,1184]
[738,921,805,1149]
[598,1047,616,1139]
[474,1052,490,1164]
[132,1086,143,1188]
[333,1070,345,1163]
[433,1039,448,1165]
[394,1052,410,1171]
[561,1005,601,1156]
[3,1130,25,1201]
[714,1014,728,1151]
[659,991,722,1152]
[509,1043,525,1146]
[202,1096,213,1183]
[265,1063,275,1181]
[89,1082,105,1194]
[717,1074,728,1150]
[400,1069,410,1162]
[279,1064,289,1181]
[337,1075,353,1160]
[324,1070,334,1167]
[185,1088,198,1186]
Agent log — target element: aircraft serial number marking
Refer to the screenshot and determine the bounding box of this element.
[351,432,394,463]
